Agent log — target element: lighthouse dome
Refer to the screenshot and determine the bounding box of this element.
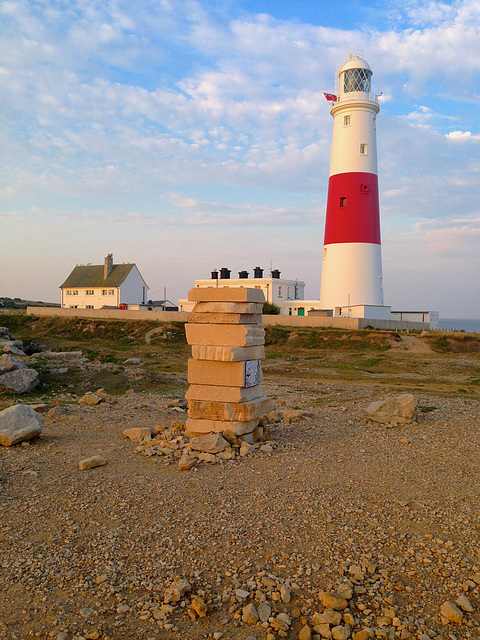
[339,55,372,98]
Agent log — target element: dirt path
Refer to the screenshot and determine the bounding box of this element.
[144,326,164,344]
[390,334,433,353]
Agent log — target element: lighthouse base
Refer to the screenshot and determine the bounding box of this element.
[319,242,384,311]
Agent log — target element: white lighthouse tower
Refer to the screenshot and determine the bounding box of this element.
[319,54,388,318]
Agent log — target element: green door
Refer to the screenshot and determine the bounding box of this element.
[298,307,305,316]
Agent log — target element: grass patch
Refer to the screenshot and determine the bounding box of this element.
[427,334,480,354]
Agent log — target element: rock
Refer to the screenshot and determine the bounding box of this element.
[440,601,463,623]
[242,602,259,624]
[95,388,110,401]
[258,602,272,622]
[40,350,83,360]
[320,592,348,611]
[364,394,418,426]
[191,595,207,618]
[47,367,69,375]
[313,623,332,638]
[331,626,351,640]
[299,624,312,640]
[0,353,28,373]
[123,427,152,443]
[235,588,250,599]
[47,406,68,418]
[0,404,44,446]
[0,368,39,393]
[353,630,373,640]
[164,577,190,603]
[189,433,229,454]
[280,584,291,603]
[79,393,103,406]
[455,594,473,612]
[336,585,353,600]
[240,441,255,456]
[313,610,342,625]
[2,343,26,355]
[178,455,197,471]
[278,409,313,424]
[124,358,142,365]
[79,456,107,470]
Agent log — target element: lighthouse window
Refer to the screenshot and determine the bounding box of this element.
[344,115,351,126]
[339,197,347,208]
[360,144,367,155]
[344,68,371,93]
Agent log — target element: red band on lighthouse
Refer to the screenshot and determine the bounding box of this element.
[323,172,380,245]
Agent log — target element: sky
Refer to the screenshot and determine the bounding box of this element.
[1,0,480,318]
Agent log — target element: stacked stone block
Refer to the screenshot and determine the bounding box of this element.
[185,287,272,442]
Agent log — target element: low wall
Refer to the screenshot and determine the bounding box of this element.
[27,307,429,331]
[27,307,188,322]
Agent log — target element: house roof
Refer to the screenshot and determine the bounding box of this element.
[60,264,136,289]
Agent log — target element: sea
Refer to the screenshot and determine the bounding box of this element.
[438,318,480,333]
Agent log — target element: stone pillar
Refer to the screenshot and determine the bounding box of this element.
[185,287,272,443]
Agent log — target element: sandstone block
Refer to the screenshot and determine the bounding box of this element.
[189,433,230,453]
[188,396,272,421]
[79,393,103,406]
[79,455,107,470]
[185,417,258,437]
[185,383,263,403]
[192,301,263,314]
[187,359,262,388]
[0,404,44,446]
[178,455,197,471]
[185,323,265,347]
[188,287,265,303]
[313,610,342,626]
[191,344,265,362]
[187,312,262,325]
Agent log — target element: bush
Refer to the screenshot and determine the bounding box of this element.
[263,302,281,315]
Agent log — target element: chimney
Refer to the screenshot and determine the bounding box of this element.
[104,253,113,280]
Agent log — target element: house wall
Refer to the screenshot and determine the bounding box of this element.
[62,287,118,309]
[119,266,148,305]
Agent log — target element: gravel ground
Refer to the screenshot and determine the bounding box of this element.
[1,379,479,640]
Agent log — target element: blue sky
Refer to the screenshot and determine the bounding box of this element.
[1,0,480,317]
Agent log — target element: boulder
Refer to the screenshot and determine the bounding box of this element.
[0,404,44,446]
[0,368,39,393]
[365,394,418,426]
[0,354,28,374]
[189,433,229,454]
[1,341,26,356]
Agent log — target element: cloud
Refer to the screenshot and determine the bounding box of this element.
[446,130,480,141]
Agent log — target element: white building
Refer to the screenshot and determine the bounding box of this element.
[178,267,308,315]
[60,254,149,309]
[391,311,439,330]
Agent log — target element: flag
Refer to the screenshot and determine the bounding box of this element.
[323,92,338,102]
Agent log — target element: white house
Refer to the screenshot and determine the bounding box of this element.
[60,254,149,309]
[178,267,307,315]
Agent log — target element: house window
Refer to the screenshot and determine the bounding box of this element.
[72,290,78,296]
[360,144,367,155]
[108,289,114,295]
[344,115,350,126]
[340,197,347,208]
[66,290,72,296]
[360,184,369,193]
[278,286,282,298]
[102,290,108,295]
[86,305,94,309]
[86,290,94,295]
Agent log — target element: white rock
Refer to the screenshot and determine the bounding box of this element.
[0,404,44,446]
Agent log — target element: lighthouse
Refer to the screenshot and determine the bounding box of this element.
[319,54,386,316]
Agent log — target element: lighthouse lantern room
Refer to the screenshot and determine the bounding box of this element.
[319,54,389,318]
